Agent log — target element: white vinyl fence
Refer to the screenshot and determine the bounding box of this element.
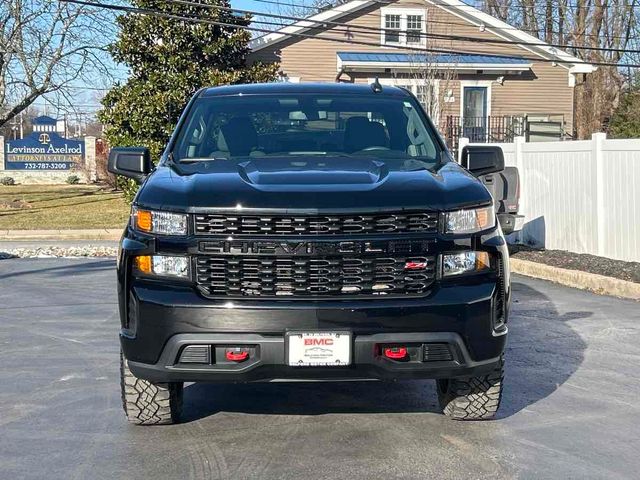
[460,133,640,263]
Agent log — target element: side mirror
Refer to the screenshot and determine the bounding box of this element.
[460,145,505,176]
[108,147,152,182]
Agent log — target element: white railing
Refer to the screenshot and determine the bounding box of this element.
[460,133,640,263]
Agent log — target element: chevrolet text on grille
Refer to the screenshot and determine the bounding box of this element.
[199,239,434,256]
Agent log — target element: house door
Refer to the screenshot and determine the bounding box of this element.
[462,86,488,142]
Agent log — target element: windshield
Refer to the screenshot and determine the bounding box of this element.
[172,92,445,170]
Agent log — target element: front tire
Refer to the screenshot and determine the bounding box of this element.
[120,351,183,425]
[437,356,504,420]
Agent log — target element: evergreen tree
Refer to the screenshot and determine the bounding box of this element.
[608,91,640,139]
[98,0,279,199]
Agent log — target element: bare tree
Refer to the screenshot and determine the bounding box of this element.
[479,0,639,138]
[407,53,457,124]
[404,14,458,151]
[0,0,116,128]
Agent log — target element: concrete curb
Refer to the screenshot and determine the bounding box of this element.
[511,258,640,301]
[1,229,122,241]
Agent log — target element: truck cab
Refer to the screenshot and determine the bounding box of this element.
[111,83,509,424]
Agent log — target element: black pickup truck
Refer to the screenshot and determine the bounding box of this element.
[110,82,513,425]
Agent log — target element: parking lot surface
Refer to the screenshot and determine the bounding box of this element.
[0,258,639,479]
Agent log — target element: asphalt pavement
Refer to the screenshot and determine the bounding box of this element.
[0,258,639,480]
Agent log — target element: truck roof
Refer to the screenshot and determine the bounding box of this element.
[199,82,411,98]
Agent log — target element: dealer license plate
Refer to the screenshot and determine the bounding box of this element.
[287,332,351,367]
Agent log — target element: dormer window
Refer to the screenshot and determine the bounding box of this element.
[381,8,426,47]
[406,15,424,44]
[384,14,401,44]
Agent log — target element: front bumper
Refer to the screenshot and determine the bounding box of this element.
[121,277,508,383]
[128,331,503,383]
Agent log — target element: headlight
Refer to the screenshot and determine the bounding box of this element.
[134,255,190,278]
[444,206,495,234]
[442,251,490,277]
[132,207,188,235]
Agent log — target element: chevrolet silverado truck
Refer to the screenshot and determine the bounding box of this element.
[110,82,511,425]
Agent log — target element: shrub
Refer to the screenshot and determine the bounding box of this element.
[609,91,640,139]
[118,177,139,203]
[0,176,15,186]
[66,174,81,185]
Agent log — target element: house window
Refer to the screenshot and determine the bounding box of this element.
[416,84,434,108]
[406,15,423,44]
[370,78,440,124]
[380,8,426,46]
[384,14,401,44]
[416,83,439,122]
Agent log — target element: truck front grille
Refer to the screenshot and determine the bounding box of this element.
[194,212,438,236]
[195,255,436,298]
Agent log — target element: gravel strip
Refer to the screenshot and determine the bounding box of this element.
[511,247,640,284]
[0,245,118,259]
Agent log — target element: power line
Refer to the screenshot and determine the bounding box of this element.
[32,102,101,108]
[64,85,116,91]
[425,0,640,44]
[252,0,640,40]
[372,0,640,13]
[58,0,640,67]
[161,0,640,54]
[78,0,640,65]
[233,1,640,54]
[456,0,640,13]
[250,0,327,12]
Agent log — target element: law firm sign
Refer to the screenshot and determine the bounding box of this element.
[4,131,84,170]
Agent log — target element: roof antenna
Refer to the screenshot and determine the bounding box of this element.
[371,77,383,93]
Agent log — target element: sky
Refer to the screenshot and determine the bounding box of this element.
[233,0,271,10]
[36,0,308,121]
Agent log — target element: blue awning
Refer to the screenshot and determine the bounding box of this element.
[337,51,532,71]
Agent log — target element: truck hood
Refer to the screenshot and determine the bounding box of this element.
[135,157,492,212]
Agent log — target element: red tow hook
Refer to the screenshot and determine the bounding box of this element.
[383,346,408,360]
[225,349,249,362]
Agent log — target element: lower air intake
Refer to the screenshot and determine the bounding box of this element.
[178,345,211,364]
[422,343,453,362]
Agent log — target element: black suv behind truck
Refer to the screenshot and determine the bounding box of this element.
[110,83,510,425]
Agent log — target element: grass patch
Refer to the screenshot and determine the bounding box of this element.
[0,184,130,230]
